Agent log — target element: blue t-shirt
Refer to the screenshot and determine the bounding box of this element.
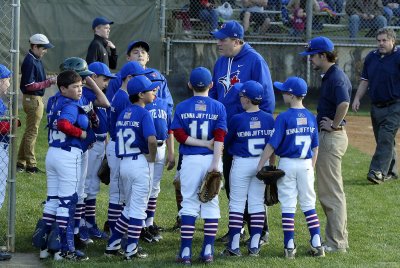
[226,110,275,157]
[316,64,351,125]
[145,97,172,141]
[209,43,275,119]
[115,104,156,157]
[171,95,227,155]
[109,89,130,141]
[20,51,47,96]
[47,95,89,150]
[361,47,400,103]
[0,99,9,144]
[269,108,318,159]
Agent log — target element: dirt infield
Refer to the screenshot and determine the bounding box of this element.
[345,115,400,163]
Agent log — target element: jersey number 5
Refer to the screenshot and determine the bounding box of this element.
[117,128,141,155]
[295,136,311,159]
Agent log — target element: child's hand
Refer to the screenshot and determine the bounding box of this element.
[80,130,87,139]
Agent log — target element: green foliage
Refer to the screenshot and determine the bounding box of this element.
[14,113,400,267]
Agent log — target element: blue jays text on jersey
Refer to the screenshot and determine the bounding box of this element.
[171,96,227,156]
[268,108,318,159]
[225,110,275,157]
[145,97,172,141]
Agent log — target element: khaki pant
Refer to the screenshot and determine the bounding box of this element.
[316,130,349,250]
[17,94,44,168]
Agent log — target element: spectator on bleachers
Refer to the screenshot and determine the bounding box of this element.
[289,7,307,36]
[240,0,271,35]
[325,0,343,23]
[287,0,323,29]
[346,0,387,38]
[189,0,219,32]
[383,0,400,25]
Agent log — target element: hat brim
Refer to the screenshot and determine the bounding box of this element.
[0,71,12,79]
[211,30,229,40]
[144,81,162,92]
[299,49,330,56]
[79,70,95,77]
[42,43,54,49]
[127,41,150,54]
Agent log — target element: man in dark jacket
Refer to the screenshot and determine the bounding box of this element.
[86,17,118,69]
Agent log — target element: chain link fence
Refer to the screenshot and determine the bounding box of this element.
[0,0,19,253]
[165,0,399,43]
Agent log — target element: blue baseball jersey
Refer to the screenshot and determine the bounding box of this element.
[171,96,227,155]
[109,88,130,141]
[83,87,108,135]
[225,110,275,157]
[47,95,88,150]
[269,108,318,159]
[115,104,156,157]
[145,97,172,141]
[0,99,9,144]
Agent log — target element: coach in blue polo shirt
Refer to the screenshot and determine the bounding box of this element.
[300,36,351,254]
[352,28,400,184]
[17,33,56,174]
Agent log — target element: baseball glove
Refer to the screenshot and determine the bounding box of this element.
[97,156,110,185]
[256,165,285,185]
[264,182,279,206]
[198,171,222,203]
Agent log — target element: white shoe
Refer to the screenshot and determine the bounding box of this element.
[39,248,50,259]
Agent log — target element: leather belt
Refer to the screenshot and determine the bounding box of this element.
[373,99,400,108]
[319,126,344,132]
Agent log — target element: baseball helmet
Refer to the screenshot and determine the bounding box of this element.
[60,57,94,78]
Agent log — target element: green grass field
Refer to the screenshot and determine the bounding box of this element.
[11,112,400,267]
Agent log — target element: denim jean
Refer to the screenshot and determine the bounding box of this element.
[348,14,387,38]
[384,6,400,25]
[199,8,219,31]
[325,0,344,13]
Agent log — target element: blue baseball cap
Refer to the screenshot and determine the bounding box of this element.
[212,21,244,39]
[88,62,116,78]
[190,67,212,88]
[127,75,161,96]
[300,36,334,56]
[239,81,263,102]
[92,16,113,29]
[0,64,12,79]
[145,69,165,82]
[126,40,150,55]
[120,61,152,80]
[274,76,308,97]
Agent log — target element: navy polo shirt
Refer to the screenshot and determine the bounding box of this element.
[361,47,400,103]
[317,65,352,124]
[20,50,47,96]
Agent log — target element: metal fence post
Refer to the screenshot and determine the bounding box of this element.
[8,0,20,252]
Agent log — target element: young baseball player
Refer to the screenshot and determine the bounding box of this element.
[82,62,116,241]
[41,70,90,261]
[257,76,325,259]
[106,61,151,235]
[171,67,227,265]
[105,75,159,260]
[0,64,17,261]
[223,80,275,257]
[141,74,175,243]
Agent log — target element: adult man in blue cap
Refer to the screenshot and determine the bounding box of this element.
[210,20,275,247]
[300,36,351,254]
[86,16,118,69]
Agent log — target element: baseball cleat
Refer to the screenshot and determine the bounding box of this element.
[0,251,12,261]
[148,225,163,242]
[140,227,155,243]
[16,163,25,173]
[309,246,325,257]
[199,254,214,264]
[284,247,296,259]
[39,248,50,260]
[367,170,383,184]
[259,232,269,247]
[323,244,347,253]
[176,255,192,265]
[104,238,122,256]
[54,250,89,261]
[248,247,261,257]
[221,247,242,257]
[88,224,108,240]
[124,246,148,260]
[78,226,94,245]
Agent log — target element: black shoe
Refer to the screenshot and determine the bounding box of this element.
[367,170,383,184]
[140,227,154,243]
[148,225,162,242]
[16,163,25,173]
[0,251,12,261]
[26,166,44,174]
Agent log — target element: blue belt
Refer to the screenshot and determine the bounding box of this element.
[95,134,107,142]
[120,153,141,160]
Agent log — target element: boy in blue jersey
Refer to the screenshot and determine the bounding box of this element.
[106,61,150,235]
[104,75,159,260]
[223,81,274,257]
[41,70,90,261]
[171,67,227,265]
[257,77,325,259]
[0,64,19,261]
[81,62,116,241]
[141,83,175,243]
